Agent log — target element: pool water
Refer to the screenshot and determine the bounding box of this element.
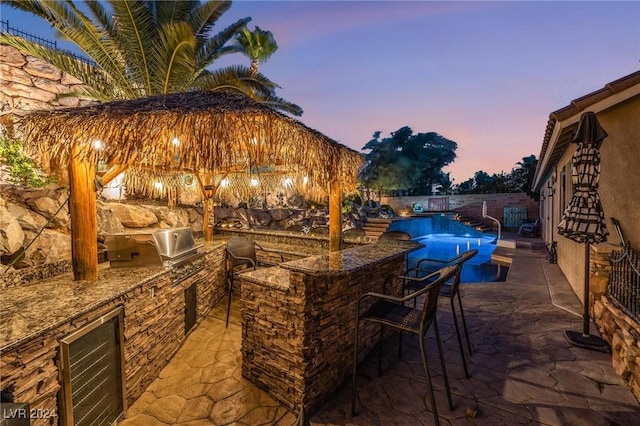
[387,215,508,283]
[409,234,508,283]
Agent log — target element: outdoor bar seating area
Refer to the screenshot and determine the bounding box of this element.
[1,88,413,424]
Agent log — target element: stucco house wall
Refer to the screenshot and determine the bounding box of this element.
[543,94,640,298]
[533,72,640,401]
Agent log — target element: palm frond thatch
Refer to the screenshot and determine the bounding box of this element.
[21,90,363,200]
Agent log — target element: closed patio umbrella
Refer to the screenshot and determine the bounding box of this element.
[558,111,610,352]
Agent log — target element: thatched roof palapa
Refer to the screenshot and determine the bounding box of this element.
[21,90,363,198]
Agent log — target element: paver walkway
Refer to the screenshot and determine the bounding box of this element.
[120,238,640,425]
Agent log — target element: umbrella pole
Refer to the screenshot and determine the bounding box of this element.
[564,243,610,353]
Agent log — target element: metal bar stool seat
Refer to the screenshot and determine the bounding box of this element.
[404,249,478,378]
[225,237,283,327]
[351,265,459,426]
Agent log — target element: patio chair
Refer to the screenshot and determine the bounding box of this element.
[351,265,458,425]
[518,218,540,237]
[225,237,283,327]
[404,249,479,378]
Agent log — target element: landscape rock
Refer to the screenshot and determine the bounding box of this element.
[6,203,47,232]
[96,201,125,241]
[110,203,159,228]
[25,195,69,229]
[16,229,71,267]
[250,209,271,227]
[270,209,292,221]
[0,205,25,255]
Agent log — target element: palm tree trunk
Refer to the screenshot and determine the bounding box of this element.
[250,59,259,77]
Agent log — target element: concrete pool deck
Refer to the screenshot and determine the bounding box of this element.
[119,234,640,425]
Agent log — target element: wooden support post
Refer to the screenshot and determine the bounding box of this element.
[68,145,98,281]
[196,173,214,241]
[329,179,342,252]
[203,198,213,241]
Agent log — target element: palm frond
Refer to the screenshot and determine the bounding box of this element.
[193,67,302,116]
[194,17,251,67]
[154,0,199,25]
[108,0,156,94]
[193,65,279,93]
[187,0,233,42]
[84,0,117,38]
[150,22,197,94]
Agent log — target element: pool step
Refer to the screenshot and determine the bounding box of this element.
[362,218,392,238]
[454,213,494,232]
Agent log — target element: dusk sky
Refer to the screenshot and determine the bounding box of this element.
[2,1,639,183]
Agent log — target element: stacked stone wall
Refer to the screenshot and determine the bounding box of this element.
[0,246,226,425]
[240,258,404,413]
[591,243,640,402]
[0,45,93,122]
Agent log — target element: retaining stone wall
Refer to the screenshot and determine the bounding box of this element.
[591,244,640,401]
[0,45,92,120]
[0,246,226,425]
[240,258,405,413]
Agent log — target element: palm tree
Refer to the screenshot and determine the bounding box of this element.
[0,0,302,115]
[234,25,278,77]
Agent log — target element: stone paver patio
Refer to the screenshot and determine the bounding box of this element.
[120,236,640,425]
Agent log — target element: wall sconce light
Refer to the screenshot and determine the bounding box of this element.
[220,178,230,188]
[154,181,163,191]
[250,178,259,187]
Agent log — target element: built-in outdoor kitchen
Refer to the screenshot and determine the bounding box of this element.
[1,222,419,425]
[0,89,379,424]
[1,227,227,425]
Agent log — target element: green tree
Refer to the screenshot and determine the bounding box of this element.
[234,25,278,76]
[455,155,539,197]
[358,126,457,199]
[0,0,302,115]
[510,155,539,199]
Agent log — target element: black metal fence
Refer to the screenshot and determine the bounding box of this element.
[608,245,640,323]
[1,19,96,66]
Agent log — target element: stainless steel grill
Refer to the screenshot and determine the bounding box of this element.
[105,227,203,268]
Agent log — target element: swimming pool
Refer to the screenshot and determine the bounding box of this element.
[387,215,508,282]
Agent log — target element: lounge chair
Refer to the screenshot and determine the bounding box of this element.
[518,218,540,237]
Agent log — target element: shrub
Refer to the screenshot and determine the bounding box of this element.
[0,134,55,187]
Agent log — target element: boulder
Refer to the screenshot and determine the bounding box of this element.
[250,209,271,227]
[145,205,169,221]
[166,210,190,228]
[214,207,236,222]
[15,229,71,267]
[270,209,292,221]
[190,215,204,233]
[109,203,158,228]
[97,201,124,241]
[6,203,47,232]
[0,205,25,255]
[186,208,199,223]
[24,189,70,229]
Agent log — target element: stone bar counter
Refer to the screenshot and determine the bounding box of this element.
[0,241,227,426]
[239,239,422,414]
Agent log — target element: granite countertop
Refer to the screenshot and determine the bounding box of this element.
[238,266,291,290]
[279,239,422,276]
[255,241,327,257]
[0,241,225,352]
